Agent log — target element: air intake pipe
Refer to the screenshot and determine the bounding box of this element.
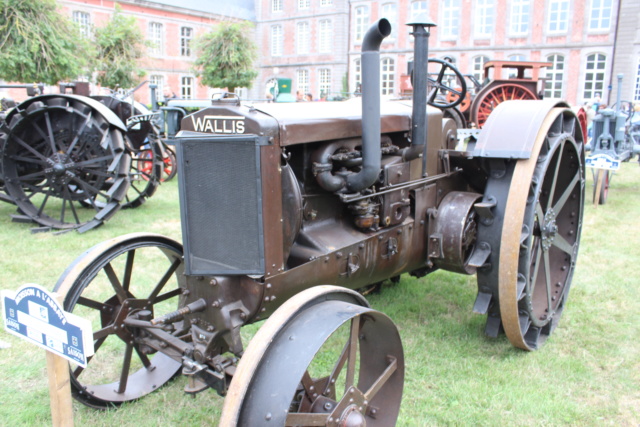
[402,16,436,164]
[345,19,391,193]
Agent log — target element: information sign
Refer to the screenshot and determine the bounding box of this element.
[2,284,94,367]
[585,153,621,170]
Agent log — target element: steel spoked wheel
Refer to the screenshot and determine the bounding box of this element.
[53,233,185,408]
[472,83,537,128]
[479,106,585,350]
[1,97,130,231]
[593,169,610,205]
[122,136,162,209]
[221,286,404,426]
[161,145,177,182]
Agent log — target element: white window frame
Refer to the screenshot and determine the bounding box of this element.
[544,54,565,99]
[181,76,194,100]
[381,57,395,96]
[583,53,607,100]
[410,1,427,21]
[588,0,613,32]
[475,0,495,38]
[473,55,490,83]
[321,0,333,6]
[297,69,310,96]
[297,22,310,55]
[354,59,362,93]
[318,68,332,99]
[180,27,193,57]
[72,11,91,38]
[319,20,332,53]
[355,6,370,43]
[547,0,569,34]
[150,75,165,100]
[148,22,164,56]
[298,0,310,10]
[381,3,398,40]
[272,0,283,13]
[440,0,461,39]
[271,25,283,56]
[510,0,530,36]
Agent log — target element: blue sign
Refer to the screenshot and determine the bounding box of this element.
[585,153,620,171]
[2,284,93,367]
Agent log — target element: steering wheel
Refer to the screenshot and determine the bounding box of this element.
[425,58,467,109]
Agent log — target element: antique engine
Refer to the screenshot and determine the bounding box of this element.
[52,18,585,426]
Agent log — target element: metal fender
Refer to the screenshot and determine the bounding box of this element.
[473,100,572,159]
[6,94,127,131]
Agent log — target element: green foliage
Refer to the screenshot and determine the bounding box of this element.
[193,21,258,92]
[93,5,147,89]
[0,0,92,84]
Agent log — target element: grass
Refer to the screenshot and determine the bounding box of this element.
[1,162,639,426]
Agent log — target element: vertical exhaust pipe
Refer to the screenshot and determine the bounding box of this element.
[402,16,436,164]
[345,19,391,193]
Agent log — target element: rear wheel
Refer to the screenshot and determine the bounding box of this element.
[477,105,585,350]
[592,169,610,205]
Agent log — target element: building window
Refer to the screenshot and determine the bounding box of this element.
[150,75,165,100]
[381,3,398,39]
[441,0,461,39]
[473,55,490,82]
[547,0,569,33]
[298,0,310,9]
[297,69,310,96]
[271,25,283,56]
[148,22,164,56]
[410,1,427,21]
[72,11,91,38]
[355,6,370,43]
[508,54,526,61]
[181,76,194,100]
[297,22,310,54]
[319,20,332,53]
[589,0,613,31]
[544,55,565,99]
[381,58,395,96]
[475,0,495,38]
[510,0,530,35]
[321,0,333,6]
[318,68,332,99]
[181,27,193,57]
[354,59,362,93]
[272,0,283,12]
[583,53,606,100]
[635,58,640,101]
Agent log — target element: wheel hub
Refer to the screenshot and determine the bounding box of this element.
[541,209,558,251]
[339,405,367,427]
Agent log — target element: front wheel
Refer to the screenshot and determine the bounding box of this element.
[220,286,404,426]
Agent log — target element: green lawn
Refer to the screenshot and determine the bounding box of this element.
[0,161,639,426]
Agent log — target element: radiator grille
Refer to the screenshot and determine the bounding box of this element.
[176,136,264,275]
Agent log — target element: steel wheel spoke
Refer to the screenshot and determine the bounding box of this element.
[12,134,50,162]
[285,413,328,426]
[323,341,349,397]
[552,234,575,256]
[344,317,360,392]
[546,141,565,211]
[44,112,59,156]
[364,356,398,402]
[529,238,542,296]
[103,263,129,302]
[553,170,580,214]
[116,344,134,394]
[543,250,553,313]
[93,325,114,342]
[123,250,135,292]
[134,347,152,369]
[154,287,181,304]
[148,259,181,302]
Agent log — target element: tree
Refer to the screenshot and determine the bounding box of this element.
[0,0,91,84]
[93,5,147,89]
[193,22,258,94]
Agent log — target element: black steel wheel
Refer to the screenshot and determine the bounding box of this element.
[477,104,585,350]
[120,133,162,209]
[221,286,404,426]
[53,233,185,408]
[161,144,177,182]
[592,169,610,205]
[1,96,130,231]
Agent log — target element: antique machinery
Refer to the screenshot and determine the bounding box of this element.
[51,19,585,425]
[586,74,640,204]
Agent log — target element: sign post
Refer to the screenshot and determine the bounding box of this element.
[2,284,94,427]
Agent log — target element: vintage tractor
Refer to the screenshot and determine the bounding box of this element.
[51,19,585,424]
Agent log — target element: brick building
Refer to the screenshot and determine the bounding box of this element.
[1,0,639,107]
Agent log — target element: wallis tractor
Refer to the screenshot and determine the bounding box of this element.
[51,19,585,425]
